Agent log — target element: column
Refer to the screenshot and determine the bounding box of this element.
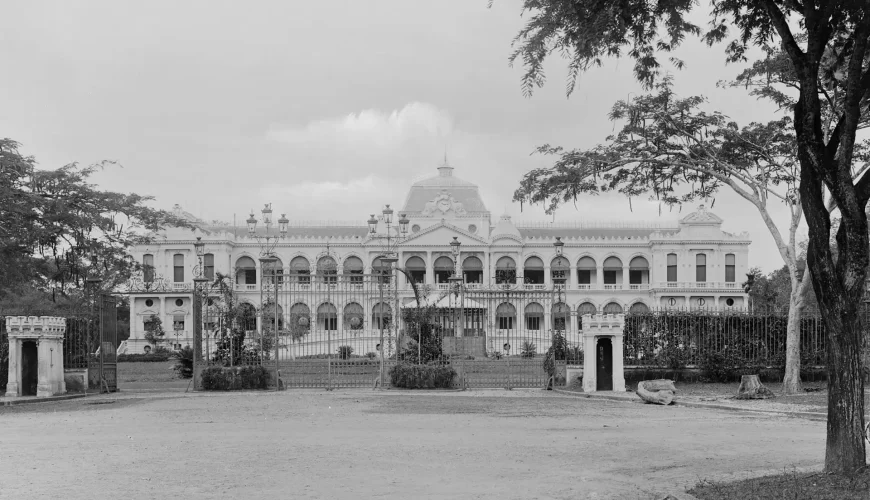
[483,251,491,285]
[569,264,577,289]
[622,265,630,289]
[596,265,604,289]
[544,266,552,288]
[582,334,596,392]
[426,251,434,286]
[612,334,626,392]
[5,339,20,397]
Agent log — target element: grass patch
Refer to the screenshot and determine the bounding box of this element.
[689,469,870,500]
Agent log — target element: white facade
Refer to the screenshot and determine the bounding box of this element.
[125,162,750,354]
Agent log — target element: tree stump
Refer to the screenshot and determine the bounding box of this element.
[636,379,676,405]
[736,374,775,399]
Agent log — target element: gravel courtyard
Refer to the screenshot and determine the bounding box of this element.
[0,389,825,499]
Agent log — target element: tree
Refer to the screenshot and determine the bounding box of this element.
[400,305,446,365]
[504,0,870,474]
[143,314,166,350]
[0,138,196,307]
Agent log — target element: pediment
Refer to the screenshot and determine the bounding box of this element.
[398,221,488,246]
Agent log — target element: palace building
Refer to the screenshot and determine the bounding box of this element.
[124,161,751,356]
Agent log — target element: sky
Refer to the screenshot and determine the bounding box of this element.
[1,0,797,273]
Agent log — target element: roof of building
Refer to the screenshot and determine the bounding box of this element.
[491,214,522,240]
[680,204,723,224]
[401,162,489,215]
[516,227,677,239]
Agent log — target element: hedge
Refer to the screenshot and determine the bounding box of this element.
[389,363,456,389]
[118,353,172,362]
[200,365,270,391]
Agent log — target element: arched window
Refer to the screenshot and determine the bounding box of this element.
[495,256,516,284]
[289,256,310,284]
[628,256,649,285]
[317,256,338,284]
[696,253,707,282]
[552,302,570,331]
[667,253,678,282]
[629,302,650,314]
[433,256,454,284]
[524,302,544,330]
[462,256,483,284]
[523,256,544,285]
[235,256,257,285]
[602,256,622,285]
[204,253,215,280]
[577,256,596,286]
[173,254,185,283]
[405,256,426,284]
[317,303,337,331]
[603,302,624,315]
[343,302,364,330]
[551,256,570,285]
[289,303,310,332]
[496,302,516,330]
[577,302,597,329]
[143,254,154,282]
[372,302,392,329]
[262,257,283,285]
[725,253,736,282]
[261,302,284,331]
[237,302,258,331]
[342,256,364,283]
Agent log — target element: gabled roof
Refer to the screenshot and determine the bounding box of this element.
[398,219,490,245]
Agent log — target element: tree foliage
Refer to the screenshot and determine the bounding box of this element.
[0,138,196,306]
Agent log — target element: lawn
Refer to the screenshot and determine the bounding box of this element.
[117,361,189,390]
[690,469,870,500]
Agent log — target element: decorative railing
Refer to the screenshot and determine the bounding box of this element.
[657,282,740,290]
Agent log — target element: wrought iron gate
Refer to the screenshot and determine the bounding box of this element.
[98,295,118,392]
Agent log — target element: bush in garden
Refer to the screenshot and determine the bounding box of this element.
[118,352,172,362]
[520,341,537,358]
[200,365,270,390]
[172,346,194,379]
[337,345,353,359]
[389,363,457,389]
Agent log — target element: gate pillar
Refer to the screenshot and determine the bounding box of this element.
[5,316,67,398]
[580,314,625,392]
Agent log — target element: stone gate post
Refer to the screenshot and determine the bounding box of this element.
[5,316,67,398]
[580,313,626,392]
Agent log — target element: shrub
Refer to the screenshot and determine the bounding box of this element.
[389,363,456,389]
[200,365,270,391]
[64,374,85,393]
[520,341,537,358]
[172,346,194,379]
[118,353,171,362]
[337,345,353,360]
[489,351,502,360]
[365,352,377,359]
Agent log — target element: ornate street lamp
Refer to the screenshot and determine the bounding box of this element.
[448,237,464,338]
[248,202,289,390]
[191,236,210,391]
[367,204,410,389]
[554,236,564,256]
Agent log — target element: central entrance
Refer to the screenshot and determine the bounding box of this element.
[596,337,613,391]
[21,341,38,396]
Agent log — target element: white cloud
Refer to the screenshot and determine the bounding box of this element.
[266,102,454,150]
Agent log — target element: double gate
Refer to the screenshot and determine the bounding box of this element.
[97,295,119,392]
[201,275,568,389]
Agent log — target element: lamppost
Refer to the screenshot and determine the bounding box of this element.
[550,236,566,389]
[247,204,289,391]
[367,205,409,389]
[447,237,463,339]
[192,236,210,391]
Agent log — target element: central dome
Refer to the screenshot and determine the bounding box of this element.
[401,161,488,216]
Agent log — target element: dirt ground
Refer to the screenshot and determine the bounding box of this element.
[0,389,828,500]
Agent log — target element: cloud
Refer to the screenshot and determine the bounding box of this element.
[266,102,454,150]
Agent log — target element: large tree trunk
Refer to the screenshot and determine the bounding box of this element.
[781,277,806,395]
